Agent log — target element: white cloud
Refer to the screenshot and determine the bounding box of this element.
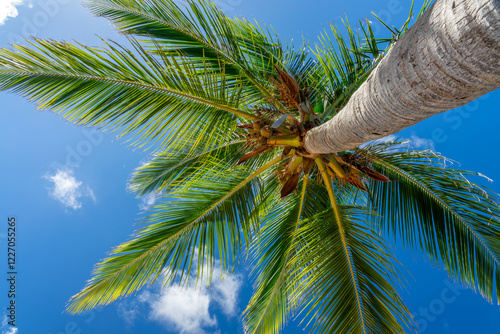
[0,0,30,25]
[3,327,18,334]
[1,315,18,334]
[360,133,436,151]
[138,192,158,210]
[374,134,398,144]
[86,186,97,203]
[122,262,243,334]
[146,287,217,334]
[45,169,96,210]
[359,134,399,148]
[210,273,242,316]
[409,133,436,151]
[117,301,139,327]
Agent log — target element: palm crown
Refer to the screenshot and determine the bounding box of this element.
[1,0,499,333]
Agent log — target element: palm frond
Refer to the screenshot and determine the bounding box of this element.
[130,131,282,197]
[312,18,383,120]
[67,155,281,313]
[85,0,286,110]
[0,38,255,150]
[243,177,310,334]
[366,143,500,303]
[282,159,413,334]
[290,204,413,334]
[130,137,246,196]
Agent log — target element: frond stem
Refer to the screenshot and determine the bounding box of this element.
[2,70,258,120]
[316,158,367,334]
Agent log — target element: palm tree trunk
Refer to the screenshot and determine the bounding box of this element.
[304,0,500,154]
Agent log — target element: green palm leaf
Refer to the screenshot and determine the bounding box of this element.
[0,38,255,150]
[290,205,413,334]
[312,0,432,120]
[367,143,500,303]
[130,133,279,197]
[67,155,281,313]
[85,0,285,109]
[243,177,310,334]
[285,160,413,334]
[130,138,247,196]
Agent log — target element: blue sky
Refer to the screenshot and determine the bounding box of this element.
[0,0,499,333]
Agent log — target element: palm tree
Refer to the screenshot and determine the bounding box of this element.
[0,0,499,333]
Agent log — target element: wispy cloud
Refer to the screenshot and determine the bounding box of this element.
[117,301,139,327]
[1,315,18,334]
[359,134,399,148]
[375,134,398,144]
[44,169,96,210]
[138,192,158,211]
[360,133,436,151]
[3,327,18,334]
[146,271,242,334]
[210,273,241,316]
[0,0,30,25]
[409,133,436,151]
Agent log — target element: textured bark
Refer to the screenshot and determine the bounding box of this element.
[305,0,500,153]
